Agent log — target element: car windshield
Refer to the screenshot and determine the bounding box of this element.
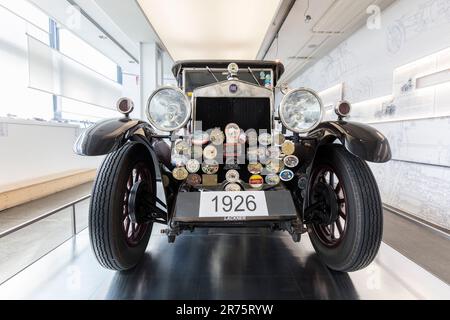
[183,68,273,93]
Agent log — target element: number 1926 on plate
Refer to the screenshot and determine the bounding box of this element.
[199,191,269,218]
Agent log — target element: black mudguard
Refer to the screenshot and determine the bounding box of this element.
[73,118,173,208]
[73,117,173,173]
[73,118,146,156]
[309,121,392,163]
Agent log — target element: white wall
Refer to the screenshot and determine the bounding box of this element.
[290,0,450,230]
[0,118,102,188]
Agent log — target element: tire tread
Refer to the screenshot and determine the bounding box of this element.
[89,144,137,270]
[311,145,383,272]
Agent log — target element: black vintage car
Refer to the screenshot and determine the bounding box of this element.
[74,60,391,273]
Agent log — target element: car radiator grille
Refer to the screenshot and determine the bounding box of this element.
[194,97,271,132]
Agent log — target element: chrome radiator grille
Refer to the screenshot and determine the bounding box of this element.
[194,97,272,132]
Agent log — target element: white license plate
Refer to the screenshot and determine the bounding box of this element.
[199,191,269,218]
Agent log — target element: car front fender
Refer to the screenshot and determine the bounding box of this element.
[309,121,392,163]
[74,118,147,156]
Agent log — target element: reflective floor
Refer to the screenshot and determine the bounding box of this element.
[0,225,449,300]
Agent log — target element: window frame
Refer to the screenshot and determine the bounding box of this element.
[49,19,123,123]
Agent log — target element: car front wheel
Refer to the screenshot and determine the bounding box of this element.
[308,145,383,272]
[89,143,154,271]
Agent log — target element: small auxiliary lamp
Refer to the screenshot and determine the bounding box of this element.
[116,97,135,118]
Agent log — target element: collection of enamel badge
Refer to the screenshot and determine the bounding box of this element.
[171,123,299,190]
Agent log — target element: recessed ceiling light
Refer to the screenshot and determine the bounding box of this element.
[137,0,282,60]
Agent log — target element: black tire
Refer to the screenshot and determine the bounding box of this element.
[89,143,154,271]
[308,145,383,272]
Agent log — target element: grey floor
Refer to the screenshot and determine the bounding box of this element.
[0,225,449,300]
[383,210,450,284]
[0,183,92,284]
[0,183,449,300]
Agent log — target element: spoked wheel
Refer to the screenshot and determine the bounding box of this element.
[123,163,152,247]
[311,166,347,248]
[89,143,155,271]
[308,145,383,272]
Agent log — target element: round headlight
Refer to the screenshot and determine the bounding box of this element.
[146,87,191,132]
[279,88,324,133]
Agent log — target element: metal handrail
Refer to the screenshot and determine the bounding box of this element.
[0,195,91,239]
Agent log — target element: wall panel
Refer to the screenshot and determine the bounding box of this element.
[291,0,450,229]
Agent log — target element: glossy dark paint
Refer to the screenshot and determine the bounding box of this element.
[74,118,144,156]
[73,118,169,208]
[309,121,392,163]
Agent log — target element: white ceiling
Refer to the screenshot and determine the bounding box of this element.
[137,0,282,61]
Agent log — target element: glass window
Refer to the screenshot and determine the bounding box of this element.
[59,28,119,82]
[60,98,117,123]
[0,0,49,31]
[0,2,53,120]
[162,51,176,86]
[0,0,124,122]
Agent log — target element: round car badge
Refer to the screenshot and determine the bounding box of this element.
[174,140,190,155]
[225,183,242,192]
[203,145,218,160]
[248,163,263,175]
[186,174,202,186]
[192,131,210,146]
[225,123,241,144]
[247,147,258,164]
[226,170,240,183]
[284,155,300,168]
[258,133,273,146]
[249,175,264,189]
[265,159,282,174]
[210,128,225,146]
[281,141,295,155]
[171,154,189,167]
[229,83,239,94]
[266,174,281,186]
[267,146,281,159]
[280,169,295,182]
[172,167,189,181]
[202,160,219,175]
[257,147,268,160]
[186,159,201,173]
[246,129,258,146]
[192,145,204,159]
[297,174,308,190]
[274,133,286,146]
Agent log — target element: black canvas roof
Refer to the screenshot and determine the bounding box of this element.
[172,60,285,85]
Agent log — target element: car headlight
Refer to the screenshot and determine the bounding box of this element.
[279,88,324,133]
[146,87,191,132]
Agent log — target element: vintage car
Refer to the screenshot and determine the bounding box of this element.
[74,60,391,273]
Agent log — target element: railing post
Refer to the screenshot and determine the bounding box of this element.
[71,204,77,236]
[0,195,90,239]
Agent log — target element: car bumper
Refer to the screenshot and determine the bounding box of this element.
[172,190,298,224]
